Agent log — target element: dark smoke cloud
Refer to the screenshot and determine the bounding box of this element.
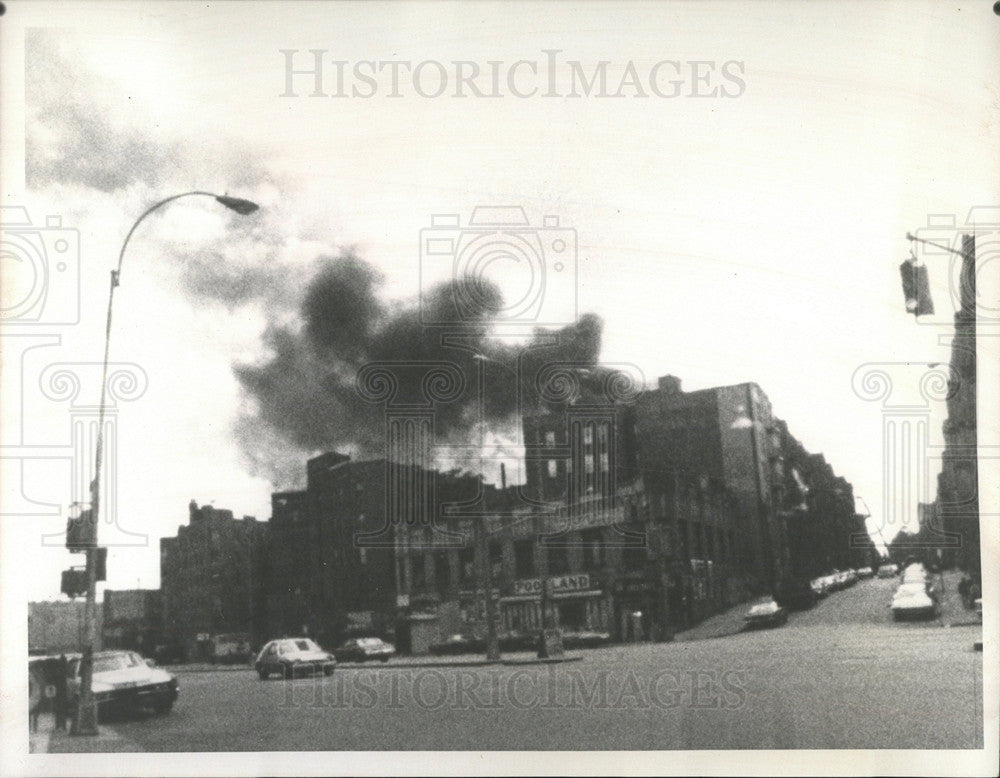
[234,251,609,485]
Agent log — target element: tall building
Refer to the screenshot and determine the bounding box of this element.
[159,502,268,660]
[936,234,980,574]
[634,376,785,592]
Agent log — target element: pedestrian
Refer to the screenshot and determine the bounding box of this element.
[29,668,42,733]
[958,575,971,609]
[54,655,69,731]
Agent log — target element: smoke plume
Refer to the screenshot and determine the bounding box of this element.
[233,251,611,486]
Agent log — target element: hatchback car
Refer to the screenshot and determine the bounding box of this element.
[255,638,336,679]
[67,650,178,717]
[333,637,395,663]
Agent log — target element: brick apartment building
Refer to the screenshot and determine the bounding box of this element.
[159,502,268,660]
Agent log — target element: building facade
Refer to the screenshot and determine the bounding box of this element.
[159,502,268,660]
[101,589,163,654]
[29,600,102,655]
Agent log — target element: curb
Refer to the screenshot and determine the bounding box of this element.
[169,656,584,672]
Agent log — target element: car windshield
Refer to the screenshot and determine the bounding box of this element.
[93,652,145,673]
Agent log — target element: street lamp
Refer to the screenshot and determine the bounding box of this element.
[72,191,259,736]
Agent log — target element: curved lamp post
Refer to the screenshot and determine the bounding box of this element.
[73,192,259,735]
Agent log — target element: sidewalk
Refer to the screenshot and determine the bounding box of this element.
[672,602,749,642]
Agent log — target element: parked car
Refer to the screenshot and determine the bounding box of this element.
[254,638,336,680]
[333,637,395,663]
[561,630,613,649]
[810,577,830,598]
[775,579,817,610]
[744,598,788,629]
[891,582,939,621]
[429,634,485,656]
[67,650,178,718]
[856,567,875,579]
[877,563,899,578]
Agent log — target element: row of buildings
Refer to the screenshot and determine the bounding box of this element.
[146,374,875,658]
[31,374,879,658]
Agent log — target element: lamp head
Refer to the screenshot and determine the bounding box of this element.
[215,195,260,215]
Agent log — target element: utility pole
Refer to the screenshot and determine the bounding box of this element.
[475,516,500,663]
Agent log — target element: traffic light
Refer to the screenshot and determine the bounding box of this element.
[899,256,934,316]
[66,509,95,552]
[61,568,87,598]
[95,546,107,582]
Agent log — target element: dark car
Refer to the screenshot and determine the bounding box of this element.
[774,579,817,611]
[429,634,485,656]
[333,637,395,663]
[255,638,336,679]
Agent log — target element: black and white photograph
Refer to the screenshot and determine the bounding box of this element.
[1,1,997,775]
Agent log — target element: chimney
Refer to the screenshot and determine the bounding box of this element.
[657,375,682,394]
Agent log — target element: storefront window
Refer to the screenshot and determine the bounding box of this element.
[558,600,587,630]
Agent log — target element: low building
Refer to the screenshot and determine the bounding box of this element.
[101,589,162,655]
[29,600,102,655]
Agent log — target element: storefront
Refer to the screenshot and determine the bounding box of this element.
[499,574,612,636]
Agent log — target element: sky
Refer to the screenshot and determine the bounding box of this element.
[2,1,998,604]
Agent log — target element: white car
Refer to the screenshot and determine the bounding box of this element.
[744,598,788,628]
[68,650,178,716]
[255,638,336,680]
[892,582,939,620]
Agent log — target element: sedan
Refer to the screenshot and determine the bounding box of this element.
[333,637,395,663]
[892,582,939,621]
[68,650,178,718]
[877,563,899,578]
[744,598,788,629]
[255,638,336,680]
[429,634,486,656]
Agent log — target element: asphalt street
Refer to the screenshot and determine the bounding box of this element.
[43,576,983,751]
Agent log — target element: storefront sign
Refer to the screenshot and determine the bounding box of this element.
[513,573,592,596]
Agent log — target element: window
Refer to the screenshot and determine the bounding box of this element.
[546,544,570,575]
[547,459,558,478]
[460,547,476,583]
[514,539,535,578]
[599,452,610,472]
[545,431,556,447]
[489,542,503,578]
[582,528,604,569]
[583,427,593,445]
[623,540,647,570]
[434,552,451,590]
[412,555,427,590]
[584,455,594,474]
